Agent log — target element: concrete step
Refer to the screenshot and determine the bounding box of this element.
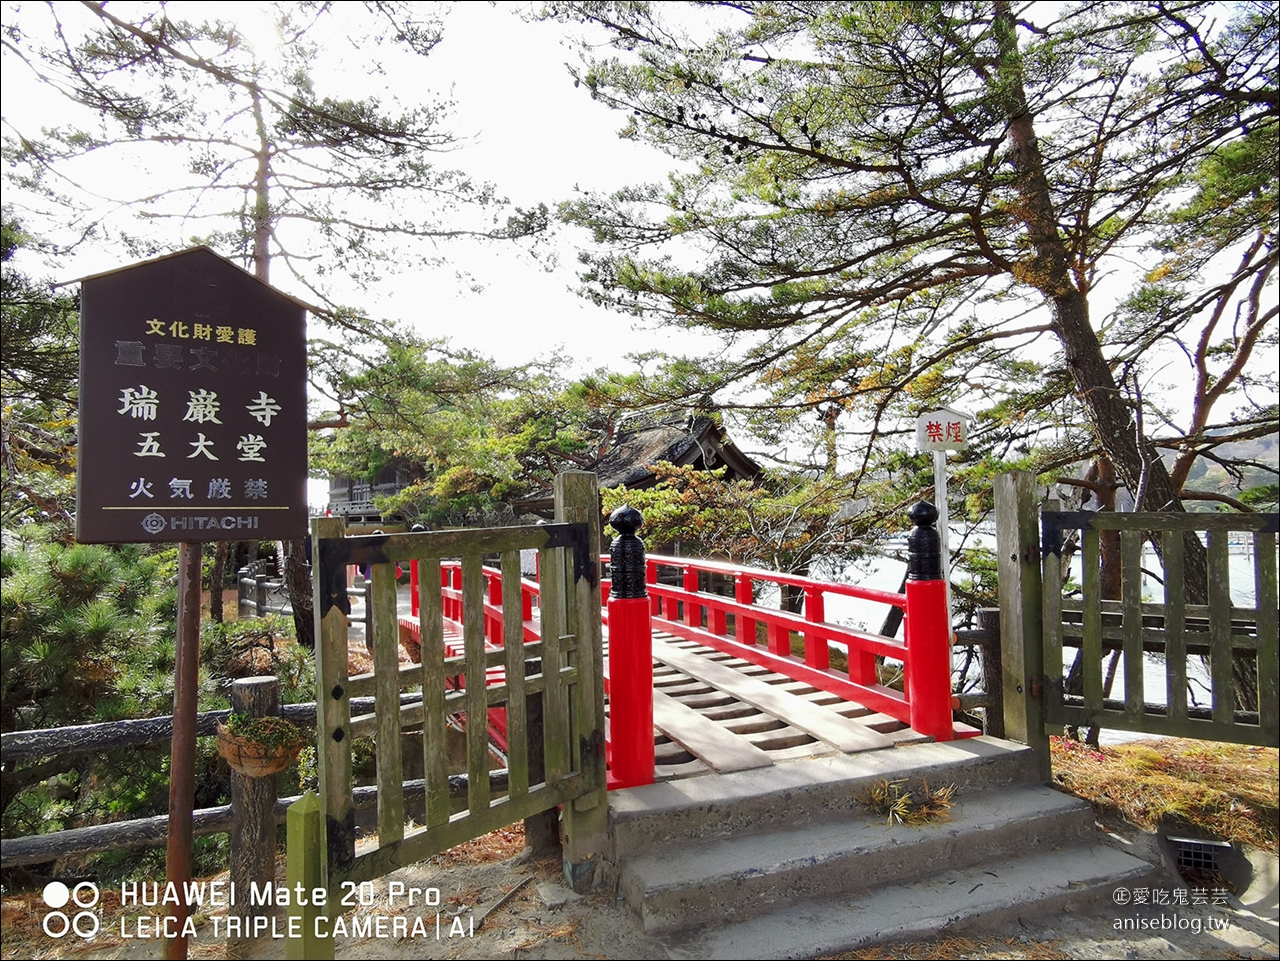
[661,841,1158,958]
[608,736,1042,860]
[620,783,1099,935]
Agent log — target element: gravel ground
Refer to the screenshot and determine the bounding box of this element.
[4,817,1274,961]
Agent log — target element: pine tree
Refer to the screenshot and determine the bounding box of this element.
[4,2,549,644]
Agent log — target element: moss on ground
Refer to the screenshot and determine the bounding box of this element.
[1049,736,1279,852]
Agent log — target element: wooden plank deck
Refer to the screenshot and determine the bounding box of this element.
[604,631,916,780]
[651,689,775,772]
[385,590,918,783]
[651,635,895,755]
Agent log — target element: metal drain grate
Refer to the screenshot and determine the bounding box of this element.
[1167,835,1232,874]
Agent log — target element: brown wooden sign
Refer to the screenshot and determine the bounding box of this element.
[76,248,308,543]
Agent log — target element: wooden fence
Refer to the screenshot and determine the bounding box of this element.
[0,687,493,870]
[994,471,1278,759]
[1041,509,1277,745]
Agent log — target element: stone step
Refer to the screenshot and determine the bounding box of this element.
[608,736,1042,860]
[619,783,1099,935]
[662,841,1160,959]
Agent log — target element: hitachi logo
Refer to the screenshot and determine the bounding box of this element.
[169,515,259,530]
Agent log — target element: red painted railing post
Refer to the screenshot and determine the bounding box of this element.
[647,559,660,616]
[802,587,829,669]
[735,573,756,645]
[487,570,502,645]
[409,524,425,618]
[450,565,463,622]
[710,599,727,636]
[606,505,653,788]
[904,502,954,742]
[682,566,699,627]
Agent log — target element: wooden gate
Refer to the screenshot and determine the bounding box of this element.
[296,473,606,937]
[995,471,1278,754]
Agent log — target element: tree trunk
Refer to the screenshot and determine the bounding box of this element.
[281,539,315,650]
[992,2,1255,712]
[209,541,227,623]
[994,2,1211,588]
[248,89,314,651]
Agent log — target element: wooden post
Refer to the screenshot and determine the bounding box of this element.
[522,667,557,855]
[228,676,280,959]
[555,472,608,892]
[165,540,201,961]
[372,553,406,847]
[994,472,1051,779]
[311,516,354,891]
[1258,526,1279,742]
[976,607,1004,738]
[285,793,332,960]
[607,505,654,789]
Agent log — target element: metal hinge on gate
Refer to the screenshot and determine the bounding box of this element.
[583,728,606,759]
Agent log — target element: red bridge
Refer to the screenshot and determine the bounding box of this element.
[397,513,975,790]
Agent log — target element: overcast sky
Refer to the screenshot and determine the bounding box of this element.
[0,1,713,371]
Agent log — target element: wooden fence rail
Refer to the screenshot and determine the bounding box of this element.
[1,772,512,869]
[3,680,424,871]
[1041,508,1277,746]
[994,470,1278,760]
[0,696,413,760]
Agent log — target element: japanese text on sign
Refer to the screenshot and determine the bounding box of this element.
[916,410,969,451]
[76,247,306,543]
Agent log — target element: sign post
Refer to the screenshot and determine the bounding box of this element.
[165,541,202,961]
[915,408,970,635]
[76,248,307,960]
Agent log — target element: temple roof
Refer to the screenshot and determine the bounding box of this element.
[595,414,761,490]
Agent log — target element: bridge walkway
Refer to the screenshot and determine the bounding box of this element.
[349,586,924,785]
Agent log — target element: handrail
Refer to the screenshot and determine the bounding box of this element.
[642,573,913,727]
[645,552,908,607]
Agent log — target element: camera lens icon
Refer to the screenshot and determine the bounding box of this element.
[42,881,100,939]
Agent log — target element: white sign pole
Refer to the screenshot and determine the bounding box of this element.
[933,449,952,634]
[917,408,967,644]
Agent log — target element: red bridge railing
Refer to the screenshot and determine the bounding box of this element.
[640,555,912,720]
[398,501,961,790]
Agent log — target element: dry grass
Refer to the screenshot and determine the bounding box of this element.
[429,823,526,866]
[1050,736,1279,852]
[513,917,586,953]
[858,778,957,826]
